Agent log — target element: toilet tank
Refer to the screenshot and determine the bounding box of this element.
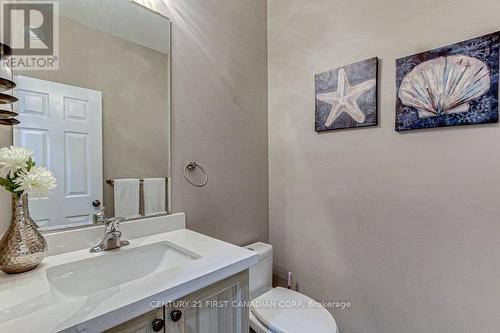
[244,242,273,300]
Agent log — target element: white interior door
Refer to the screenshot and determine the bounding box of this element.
[13,76,103,230]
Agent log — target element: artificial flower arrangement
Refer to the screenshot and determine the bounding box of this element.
[0,146,56,274]
[0,146,56,198]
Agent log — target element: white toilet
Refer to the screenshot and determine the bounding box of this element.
[245,242,338,333]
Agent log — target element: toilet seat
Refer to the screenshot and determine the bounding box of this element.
[250,287,338,333]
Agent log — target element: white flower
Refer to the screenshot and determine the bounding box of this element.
[0,146,33,178]
[14,166,56,197]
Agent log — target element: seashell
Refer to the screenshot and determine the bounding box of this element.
[398,55,490,118]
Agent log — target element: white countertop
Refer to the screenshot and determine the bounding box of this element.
[0,229,258,333]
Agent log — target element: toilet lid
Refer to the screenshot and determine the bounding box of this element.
[251,287,338,333]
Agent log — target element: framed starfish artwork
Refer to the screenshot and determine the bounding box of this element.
[395,32,499,131]
[315,57,378,132]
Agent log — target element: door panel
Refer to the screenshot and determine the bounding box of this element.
[19,90,49,116]
[64,97,89,120]
[183,285,237,333]
[64,132,89,196]
[17,128,49,167]
[165,270,249,333]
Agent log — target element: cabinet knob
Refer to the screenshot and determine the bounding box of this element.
[151,318,164,332]
[170,309,182,322]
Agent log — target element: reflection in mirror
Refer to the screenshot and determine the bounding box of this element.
[12,0,171,231]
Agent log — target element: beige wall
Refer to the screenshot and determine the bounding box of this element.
[268,0,500,332]
[145,0,269,245]
[0,16,169,229]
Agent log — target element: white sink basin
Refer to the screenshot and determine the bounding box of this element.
[46,242,199,297]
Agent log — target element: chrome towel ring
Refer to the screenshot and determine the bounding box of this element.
[184,161,208,187]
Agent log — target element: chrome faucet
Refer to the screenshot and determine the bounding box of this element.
[90,216,129,253]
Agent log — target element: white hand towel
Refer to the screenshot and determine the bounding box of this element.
[114,179,140,218]
[143,178,166,216]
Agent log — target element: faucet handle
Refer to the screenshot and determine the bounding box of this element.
[105,216,125,232]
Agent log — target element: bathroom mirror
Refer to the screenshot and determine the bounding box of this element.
[12,0,171,231]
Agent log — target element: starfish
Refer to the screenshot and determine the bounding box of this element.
[317,68,376,127]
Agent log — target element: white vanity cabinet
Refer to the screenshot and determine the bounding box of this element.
[107,270,249,333]
[0,227,258,333]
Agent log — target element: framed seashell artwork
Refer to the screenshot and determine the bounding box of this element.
[396,31,499,131]
[315,57,378,132]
